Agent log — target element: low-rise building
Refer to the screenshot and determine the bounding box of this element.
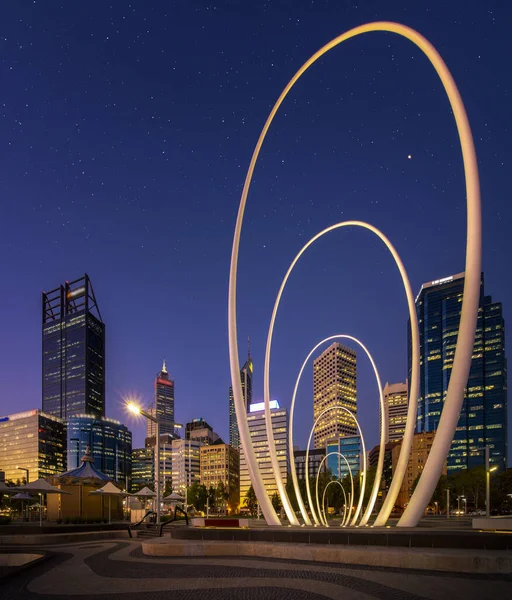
[200,443,240,513]
[0,409,66,482]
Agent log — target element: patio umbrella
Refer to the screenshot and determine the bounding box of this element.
[163,492,184,502]
[89,482,131,524]
[16,478,71,526]
[0,482,16,492]
[133,486,156,497]
[12,492,33,521]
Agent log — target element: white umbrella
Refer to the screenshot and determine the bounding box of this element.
[163,492,184,502]
[12,492,33,521]
[16,478,71,526]
[133,486,156,497]
[89,482,131,523]
[0,482,17,493]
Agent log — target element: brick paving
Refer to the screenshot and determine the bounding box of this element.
[1,539,511,600]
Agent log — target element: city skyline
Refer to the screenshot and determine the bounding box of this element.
[0,2,510,460]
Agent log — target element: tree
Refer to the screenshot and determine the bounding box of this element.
[244,485,258,516]
[187,482,207,512]
[163,480,173,498]
[215,481,229,514]
[271,492,282,512]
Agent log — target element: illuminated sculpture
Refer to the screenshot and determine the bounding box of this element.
[228,21,481,527]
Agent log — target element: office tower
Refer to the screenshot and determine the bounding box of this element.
[239,400,288,505]
[200,443,240,512]
[294,448,326,481]
[131,447,154,491]
[185,418,222,445]
[383,381,409,443]
[411,272,507,472]
[146,360,175,438]
[391,432,443,509]
[42,274,105,419]
[66,416,132,486]
[313,342,357,449]
[326,435,362,480]
[144,432,175,491]
[171,438,202,496]
[229,343,253,450]
[0,409,66,482]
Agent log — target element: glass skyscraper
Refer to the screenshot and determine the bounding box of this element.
[66,415,132,486]
[327,435,362,480]
[42,275,105,419]
[229,345,253,450]
[410,272,507,472]
[147,361,175,437]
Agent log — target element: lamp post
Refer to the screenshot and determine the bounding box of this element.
[17,466,29,485]
[127,402,162,525]
[446,488,450,519]
[485,446,498,518]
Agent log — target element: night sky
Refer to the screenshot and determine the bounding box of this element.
[1,1,510,457]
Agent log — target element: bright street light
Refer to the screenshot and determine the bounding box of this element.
[127,402,141,416]
[125,399,162,524]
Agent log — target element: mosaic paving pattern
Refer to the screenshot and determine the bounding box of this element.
[2,539,511,600]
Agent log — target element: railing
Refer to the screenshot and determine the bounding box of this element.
[127,510,157,538]
[159,505,189,537]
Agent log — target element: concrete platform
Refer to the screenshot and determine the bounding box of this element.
[0,529,129,545]
[142,536,512,574]
[171,524,512,550]
[473,516,512,531]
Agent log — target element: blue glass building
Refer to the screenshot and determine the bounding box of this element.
[326,435,362,480]
[66,415,132,486]
[409,272,507,472]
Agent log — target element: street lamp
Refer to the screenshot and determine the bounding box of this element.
[17,466,29,484]
[127,401,163,525]
[484,445,498,518]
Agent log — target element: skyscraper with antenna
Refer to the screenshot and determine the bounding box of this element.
[229,338,253,450]
[147,359,175,437]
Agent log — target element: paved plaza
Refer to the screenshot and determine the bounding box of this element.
[2,538,512,600]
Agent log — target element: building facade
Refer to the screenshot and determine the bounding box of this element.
[411,272,508,472]
[239,401,288,505]
[383,381,408,443]
[294,448,326,481]
[66,415,132,487]
[229,347,253,451]
[185,418,221,445]
[147,360,175,437]
[42,274,105,419]
[326,435,362,481]
[171,438,202,495]
[391,431,444,510]
[144,433,175,491]
[0,410,66,482]
[313,342,357,449]
[200,443,240,511]
[131,447,153,492]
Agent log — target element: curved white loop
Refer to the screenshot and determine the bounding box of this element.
[305,406,366,526]
[315,452,353,527]
[264,226,414,527]
[229,21,480,527]
[321,480,347,527]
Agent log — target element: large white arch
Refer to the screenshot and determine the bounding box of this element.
[315,452,354,527]
[305,406,366,526]
[321,479,348,527]
[264,226,417,527]
[228,21,481,527]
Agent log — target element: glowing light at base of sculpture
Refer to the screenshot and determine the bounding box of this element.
[228,21,481,527]
[316,452,353,527]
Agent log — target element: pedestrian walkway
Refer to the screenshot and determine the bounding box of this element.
[2,538,511,599]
